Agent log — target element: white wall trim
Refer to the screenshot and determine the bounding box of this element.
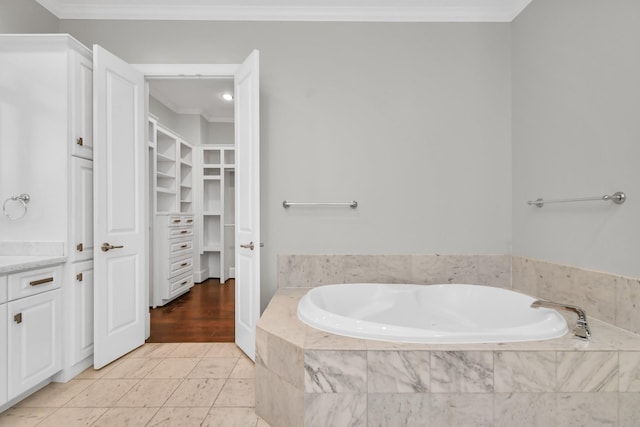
[38,0,533,22]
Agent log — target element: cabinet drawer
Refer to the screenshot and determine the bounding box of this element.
[168,215,194,227]
[168,215,183,226]
[8,265,62,301]
[170,239,193,256]
[169,273,193,295]
[169,257,193,278]
[169,227,193,239]
[0,275,7,303]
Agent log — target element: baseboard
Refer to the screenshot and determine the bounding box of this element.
[194,268,208,284]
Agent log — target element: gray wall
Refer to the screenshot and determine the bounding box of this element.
[0,0,58,33]
[57,21,512,306]
[512,0,640,278]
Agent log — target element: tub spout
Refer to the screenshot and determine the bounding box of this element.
[531,299,591,340]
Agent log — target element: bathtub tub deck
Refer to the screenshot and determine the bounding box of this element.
[256,287,640,427]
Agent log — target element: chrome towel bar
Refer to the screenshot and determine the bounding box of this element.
[283,200,358,209]
[527,191,626,208]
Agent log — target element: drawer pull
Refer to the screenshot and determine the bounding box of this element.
[180,244,188,249]
[30,277,54,286]
[77,243,84,252]
[77,137,84,146]
[180,280,188,285]
[186,219,193,223]
[173,219,181,223]
[180,262,189,267]
[14,313,22,324]
[180,230,188,234]
[76,273,84,282]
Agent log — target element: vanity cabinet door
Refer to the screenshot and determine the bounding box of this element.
[71,157,94,263]
[71,51,94,160]
[7,289,62,399]
[71,261,94,364]
[0,303,7,406]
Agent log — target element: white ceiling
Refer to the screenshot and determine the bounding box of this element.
[36,0,533,22]
[148,78,235,123]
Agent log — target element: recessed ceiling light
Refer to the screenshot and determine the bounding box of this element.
[221,92,234,102]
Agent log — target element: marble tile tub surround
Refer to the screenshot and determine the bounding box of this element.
[279,254,640,335]
[256,288,640,427]
[278,254,512,288]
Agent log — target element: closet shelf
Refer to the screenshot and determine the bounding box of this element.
[203,245,222,252]
[156,188,176,195]
[156,152,175,162]
[203,211,221,216]
[156,171,176,179]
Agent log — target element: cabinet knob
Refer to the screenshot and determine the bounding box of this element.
[76,137,84,146]
[14,313,22,324]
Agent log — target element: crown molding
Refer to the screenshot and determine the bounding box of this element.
[36,0,533,22]
[150,90,233,124]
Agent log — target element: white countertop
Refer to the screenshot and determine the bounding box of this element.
[0,255,67,274]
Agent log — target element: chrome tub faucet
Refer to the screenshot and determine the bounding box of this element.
[531,299,591,340]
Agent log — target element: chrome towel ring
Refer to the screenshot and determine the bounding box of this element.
[3,193,30,220]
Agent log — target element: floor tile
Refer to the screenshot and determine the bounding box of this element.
[188,357,238,379]
[214,379,256,407]
[169,343,213,358]
[0,407,56,427]
[125,343,163,359]
[146,407,210,426]
[145,358,200,379]
[102,357,163,379]
[146,343,182,358]
[92,407,158,426]
[202,407,259,427]
[204,343,243,358]
[115,379,182,408]
[74,362,119,380]
[64,379,139,408]
[230,355,256,379]
[164,378,225,407]
[15,379,96,408]
[37,407,107,427]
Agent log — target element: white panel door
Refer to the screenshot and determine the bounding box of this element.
[235,50,260,361]
[93,45,146,369]
[71,51,94,160]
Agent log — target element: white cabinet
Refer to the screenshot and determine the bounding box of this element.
[0,302,7,406]
[152,214,195,307]
[202,146,235,282]
[70,157,94,262]
[71,261,94,365]
[7,288,62,400]
[0,34,95,386]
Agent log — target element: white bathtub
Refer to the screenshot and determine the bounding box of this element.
[297,283,568,344]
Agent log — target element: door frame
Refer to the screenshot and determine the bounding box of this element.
[132,63,251,338]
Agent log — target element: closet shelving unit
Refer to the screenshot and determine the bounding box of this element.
[201,146,235,282]
[149,119,195,307]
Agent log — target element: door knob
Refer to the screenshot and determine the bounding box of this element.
[101,242,124,252]
[240,241,255,251]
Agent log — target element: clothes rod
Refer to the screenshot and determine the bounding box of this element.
[282,200,358,209]
[527,191,626,208]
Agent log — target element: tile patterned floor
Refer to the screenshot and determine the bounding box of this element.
[0,343,269,427]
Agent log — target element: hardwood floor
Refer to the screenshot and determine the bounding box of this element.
[147,278,235,343]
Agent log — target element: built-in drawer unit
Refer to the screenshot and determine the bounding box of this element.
[152,213,195,307]
[8,265,62,300]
